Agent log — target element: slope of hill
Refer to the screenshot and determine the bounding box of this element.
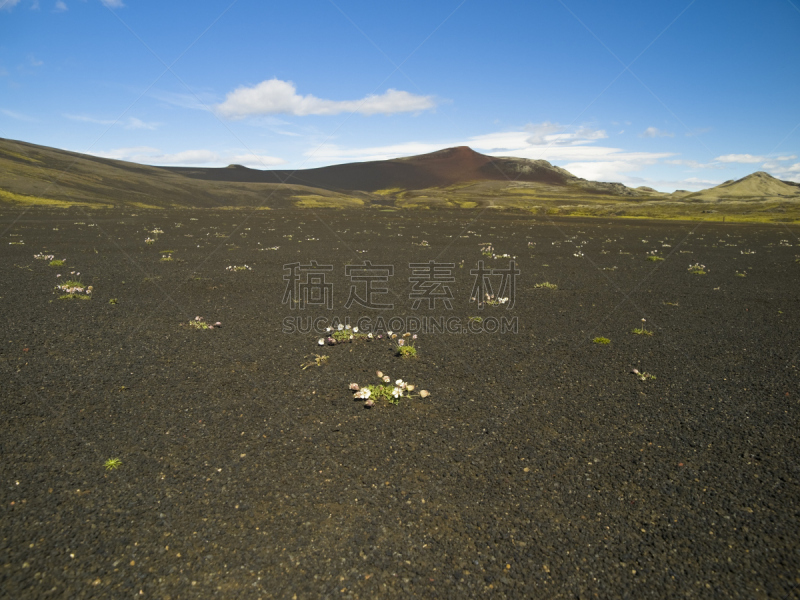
[0,137,798,222]
[0,138,358,209]
[166,145,657,197]
[686,171,800,200]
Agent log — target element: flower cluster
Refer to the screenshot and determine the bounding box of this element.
[480,243,515,260]
[57,283,92,295]
[349,371,429,408]
[471,293,509,307]
[226,265,252,272]
[317,327,419,358]
[145,237,154,244]
[394,332,418,358]
[188,316,222,330]
[318,324,371,345]
[631,368,656,381]
[34,253,55,260]
[55,273,92,300]
[688,263,707,275]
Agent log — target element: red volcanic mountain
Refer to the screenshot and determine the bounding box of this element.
[165,146,579,192]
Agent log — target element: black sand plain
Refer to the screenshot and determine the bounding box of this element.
[1,207,799,599]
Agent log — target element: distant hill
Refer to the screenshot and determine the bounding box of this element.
[685,171,800,200]
[0,137,798,222]
[166,146,634,194]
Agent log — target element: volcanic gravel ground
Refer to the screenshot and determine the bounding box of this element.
[1,208,799,599]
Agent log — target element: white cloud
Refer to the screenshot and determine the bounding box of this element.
[714,153,766,163]
[776,155,797,161]
[64,114,159,130]
[28,55,43,67]
[641,127,674,138]
[1,107,37,121]
[149,89,216,112]
[228,153,287,168]
[490,145,672,166]
[762,161,800,182]
[524,121,607,146]
[306,141,448,164]
[664,158,723,169]
[93,147,284,168]
[100,0,123,7]
[54,0,66,11]
[685,127,711,137]
[125,117,158,130]
[216,78,436,119]
[0,0,22,10]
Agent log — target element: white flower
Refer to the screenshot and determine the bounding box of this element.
[387,330,393,336]
[352,327,359,333]
[345,324,351,330]
[318,338,325,346]
[395,379,405,387]
[326,326,332,332]
[349,383,359,391]
[406,384,415,392]
[368,332,373,339]
[383,376,390,383]
[392,387,402,398]
[337,324,344,331]
[419,390,430,398]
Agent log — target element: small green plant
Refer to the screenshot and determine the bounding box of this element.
[49,259,65,268]
[533,282,557,290]
[631,318,653,336]
[646,255,665,262]
[688,263,707,275]
[108,298,118,304]
[735,271,747,277]
[160,251,175,262]
[631,368,656,382]
[301,354,329,370]
[394,332,418,358]
[592,337,611,345]
[187,316,221,330]
[55,276,92,300]
[226,265,252,272]
[468,316,483,323]
[350,371,429,408]
[104,458,122,471]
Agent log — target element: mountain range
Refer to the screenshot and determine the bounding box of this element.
[1,137,798,222]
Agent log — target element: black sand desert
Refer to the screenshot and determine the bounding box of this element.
[2,205,799,598]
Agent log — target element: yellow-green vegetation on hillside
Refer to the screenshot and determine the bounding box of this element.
[0,188,109,208]
[293,195,364,208]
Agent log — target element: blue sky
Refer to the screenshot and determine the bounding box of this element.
[1,0,799,191]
